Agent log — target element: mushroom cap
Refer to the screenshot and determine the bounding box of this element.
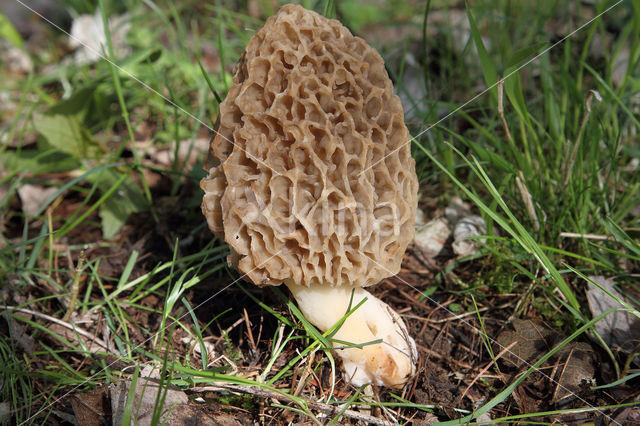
[201,4,418,288]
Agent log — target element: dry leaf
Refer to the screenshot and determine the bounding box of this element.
[496,319,558,368]
[110,364,189,426]
[4,311,35,354]
[71,386,110,426]
[146,138,209,172]
[17,184,58,216]
[496,319,596,403]
[552,342,596,403]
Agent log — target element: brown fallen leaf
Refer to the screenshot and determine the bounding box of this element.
[143,138,209,173]
[496,319,558,368]
[550,342,597,403]
[17,184,58,216]
[110,364,189,426]
[4,310,35,354]
[496,319,596,404]
[613,405,640,424]
[71,386,110,426]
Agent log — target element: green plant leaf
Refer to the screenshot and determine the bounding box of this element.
[99,203,127,240]
[437,124,515,173]
[1,148,81,175]
[33,114,104,159]
[505,41,547,69]
[503,67,531,130]
[48,85,98,118]
[89,168,148,239]
[466,5,498,103]
[196,54,222,105]
[0,13,23,47]
[591,372,640,390]
[337,0,381,30]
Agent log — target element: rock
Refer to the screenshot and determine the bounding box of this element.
[414,217,451,257]
[69,10,130,64]
[585,275,640,351]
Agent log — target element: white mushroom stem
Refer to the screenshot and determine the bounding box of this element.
[285,281,417,388]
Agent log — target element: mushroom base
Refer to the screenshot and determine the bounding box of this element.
[285,281,417,388]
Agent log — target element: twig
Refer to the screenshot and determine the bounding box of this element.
[63,249,86,322]
[293,350,315,397]
[564,90,602,186]
[458,341,517,403]
[406,307,489,323]
[243,308,257,354]
[190,383,394,425]
[2,306,115,354]
[215,317,244,345]
[559,232,614,241]
[497,79,514,144]
[551,345,576,404]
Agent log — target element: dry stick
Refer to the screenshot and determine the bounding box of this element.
[551,345,576,405]
[190,384,394,426]
[243,308,257,354]
[559,232,614,241]
[497,79,514,144]
[508,280,536,322]
[2,306,114,354]
[255,313,264,353]
[564,90,603,186]
[458,341,517,404]
[215,317,244,345]
[406,307,489,324]
[63,249,86,322]
[307,357,327,401]
[293,350,315,397]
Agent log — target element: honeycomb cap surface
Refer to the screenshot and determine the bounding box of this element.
[201,4,418,288]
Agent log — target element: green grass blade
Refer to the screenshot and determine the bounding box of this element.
[122,363,140,426]
[466,4,497,103]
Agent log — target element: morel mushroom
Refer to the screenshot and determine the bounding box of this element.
[201,4,418,388]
